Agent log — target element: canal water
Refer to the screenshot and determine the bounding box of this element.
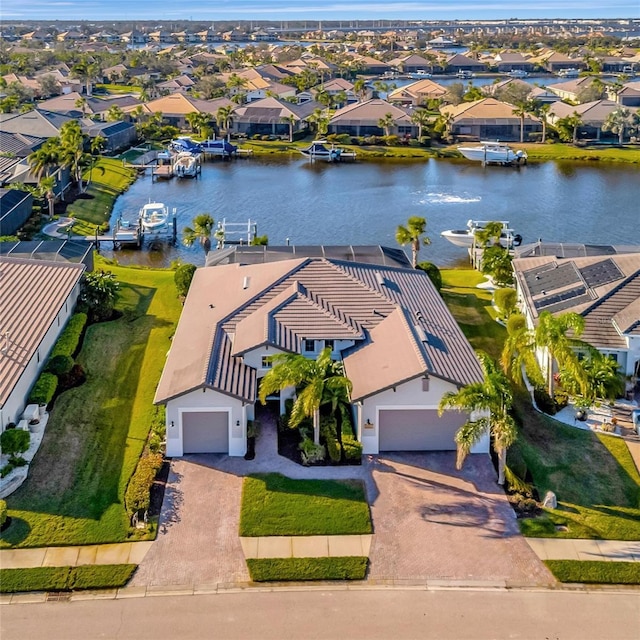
[108,155,639,268]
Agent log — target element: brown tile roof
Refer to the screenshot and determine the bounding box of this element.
[155,256,482,404]
[0,258,85,410]
[443,98,541,122]
[330,99,412,125]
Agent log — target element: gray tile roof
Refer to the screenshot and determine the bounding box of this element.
[155,256,482,404]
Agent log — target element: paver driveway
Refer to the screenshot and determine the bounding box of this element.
[132,420,551,587]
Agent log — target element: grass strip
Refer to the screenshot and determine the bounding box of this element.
[240,473,372,537]
[247,557,367,582]
[544,560,640,585]
[0,564,136,593]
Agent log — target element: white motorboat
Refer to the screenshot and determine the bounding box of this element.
[457,70,475,79]
[441,220,522,249]
[458,141,527,165]
[557,68,580,78]
[508,69,529,78]
[409,70,432,79]
[139,202,169,232]
[200,138,238,157]
[299,140,355,162]
[173,151,200,178]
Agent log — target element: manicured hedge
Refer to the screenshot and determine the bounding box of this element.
[125,452,163,516]
[28,372,58,406]
[0,564,136,593]
[46,354,74,376]
[247,557,368,582]
[545,560,640,585]
[48,313,87,359]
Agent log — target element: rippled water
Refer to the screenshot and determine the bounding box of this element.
[107,155,640,268]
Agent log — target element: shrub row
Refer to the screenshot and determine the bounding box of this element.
[0,564,136,593]
[48,313,87,360]
[27,372,58,406]
[247,557,368,582]
[124,452,163,517]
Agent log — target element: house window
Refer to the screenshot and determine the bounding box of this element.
[261,356,272,369]
[324,340,334,351]
[304,339,315,353]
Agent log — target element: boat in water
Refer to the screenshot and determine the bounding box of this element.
[169,136,203,154]
[441,220,522,249]
[458,141,527,165]
[507,69,529,78]
[557,68,580,78]
[408,70,432,79]
[173,151,200,178]
[139,202,169,232]
[299,140,355,162]
[200,138,238,157]
[457,70,475,79]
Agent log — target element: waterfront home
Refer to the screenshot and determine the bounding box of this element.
[445,53,486,75]
[528,50,586,73]
[389,53,440,74]
[547,99,623,141]
[513,248,640,381]
[387,78,447,107]
[0,257,85,432]
[483,79,560,105]
[314,78,358,106]
[492,52,535,73]
[608,81,640,108]
[132,94,234,130]
[156,75,196,95]
[328,99,416,137]
[37,92,141,120]
[154,248,487,457]
[220,71,296,103]
[441,98,542,142]
[344,54,392,76]
[548,76,602,102]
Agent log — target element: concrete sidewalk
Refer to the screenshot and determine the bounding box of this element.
[525,538,640,562]
[0,542,153,570]
[240,535,372,559]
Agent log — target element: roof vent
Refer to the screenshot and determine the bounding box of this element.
[414,324,428,344]
[375,271,385,286]
[415,311,424,322]
[243,276,250,290]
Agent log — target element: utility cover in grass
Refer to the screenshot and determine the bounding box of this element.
[240,473,372,536]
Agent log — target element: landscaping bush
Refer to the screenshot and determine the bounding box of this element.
[48,313,87,359]
[174,263,197,298]
[493,287,518,318]
[45,354,74,376]
[28,372,58,406]
[534,387,557,415]
[0,564,136,593]
[326,435,341,463]
[506,313,527,334]
[384,135,400,146]
[0,499,7,527]
[1,462,15,478]
[299,437,326,465]
[125,452,163,518]
[247,557,368,582]
[553,389,570,411]
[419,136,431,147]
[0,428,30,457]
[342,434,363,462]
[417,261,442,292]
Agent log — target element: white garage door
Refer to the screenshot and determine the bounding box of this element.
[182,411,229,454]
[378,409,468,452]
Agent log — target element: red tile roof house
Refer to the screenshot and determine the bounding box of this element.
[0,258,85,432]
[154,251,489,457]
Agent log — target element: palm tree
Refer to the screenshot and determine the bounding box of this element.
[602,107,633,145]
[410,108,431,139]
[71,59,100,96]
[35,175,57,220]
[534,311,589,396]
[225,73,248,98]
[395,216,431,268]
[105,105,124,122]
[74,96,88,117]
[500,314,544,388]
[182,213,215,254]
[185,111,201,133]
[439,351,517,485]
[532,101,551,143]
[281,114,297,142]
[353,78,367,101]
[27,140,59,180]
[308,108,331,136]
[377,112,395,137]
[59,120,86,192]
[512,99,537,144]
[259,347,352,445]
[216,105,234,140]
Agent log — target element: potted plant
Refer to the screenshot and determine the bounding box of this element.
[574,399,590,422]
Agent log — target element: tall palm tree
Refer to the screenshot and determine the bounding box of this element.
[281,114,297,142]
[500,313,544,388]
[27,140,59,180]
[71,58,100,96]
[534,311,589,396]
[74,96,88,117]
[105,105,124,122]
[182,213,215,254]
[533,101,551,143]
[378,112,396,137]
[308,108,331,136]
[439,352,517,485]
[225,73,248,98]
[512,99,537,144]
[216,105,234,140]
[602,107,633,145]
[59,120,86,192]
[410,108,431,139]
[395,216,431,268]
[353,78,367,101]
[259,347,352,445]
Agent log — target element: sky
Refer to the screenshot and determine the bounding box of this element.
[2,0,638,22]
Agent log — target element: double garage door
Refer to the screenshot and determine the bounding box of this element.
[378,409,468,452]
[182,411,229,454]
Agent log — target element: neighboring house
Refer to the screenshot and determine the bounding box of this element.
[445,53,486,74]
[328,99,416,137]
[156,75,196,95]
[0,239,93,269]
[441,98,542,141]
[387,78,447,107]
[547,99,623,141]
[36,92,141,120]
[492,52,535,73]
[0,257,85,431]
[346,55,391,75]
[154,249,487,457]
[548,76,600,102]
[389,54,439,74]
[317,78,358,105]
[230,97,319,137]
[609,81,640,107]
[132,94,234,129]
[83,120,137,152]
[0,130,46,186]
[513,248,640,380]
[484,79,560,105]
[528,51,585,73]
[0,188,33,235]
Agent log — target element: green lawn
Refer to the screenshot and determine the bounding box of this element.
[0,564,136,593]
[515,143,640,164]
[513,396,640,541]
[247,557,367,582]
[239,473,372,536]
[1,259,181,548]
[545,560,640,585]
[440,268,505,361]
[65,158,137,235]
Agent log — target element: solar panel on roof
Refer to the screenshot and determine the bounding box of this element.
[579,258,623,288]
[524,262,581,296]
[535,285,588,310]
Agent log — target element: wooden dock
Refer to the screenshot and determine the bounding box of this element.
[152,165,174,181]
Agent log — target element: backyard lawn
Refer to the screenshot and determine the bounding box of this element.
[440,268,505,361]
[0,259,181,548]
[239,473,372,537]
[65,158,137,236]
[513,395,640,541]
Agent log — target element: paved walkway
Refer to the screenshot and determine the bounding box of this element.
[525,538,640,562]
[0,542,153,569]
[239,535,372,559]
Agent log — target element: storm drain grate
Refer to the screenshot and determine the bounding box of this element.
[46,591,71,602]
